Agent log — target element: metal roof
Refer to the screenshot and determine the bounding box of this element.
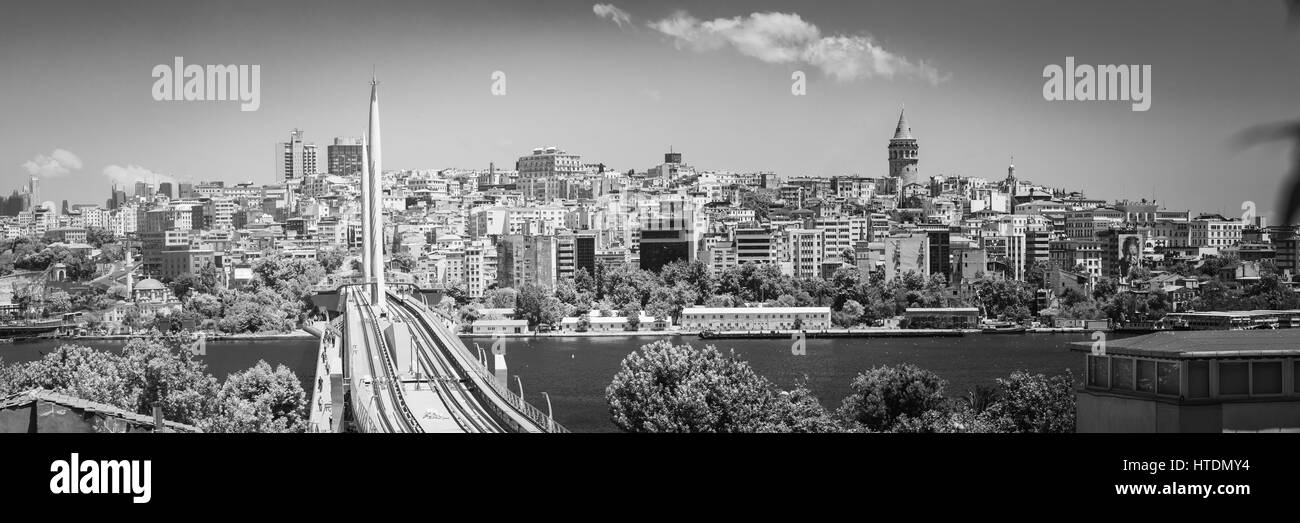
[1070,329,1300,359]
[0,389,202,432]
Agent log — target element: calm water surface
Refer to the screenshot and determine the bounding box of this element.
[2,333,1119,433]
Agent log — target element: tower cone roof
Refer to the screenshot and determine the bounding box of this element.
[892,108,913,140]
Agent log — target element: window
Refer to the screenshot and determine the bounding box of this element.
[1088,356,1108,388]
[1111,357,1134,390]
[1137,360,1156,393]
[1295,361,1300,394]
[1218,362,1248,396]
[1157,362,1179,396]
[1252,362,1282,395]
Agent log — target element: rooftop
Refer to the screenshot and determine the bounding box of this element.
[0,389,201,433]
[682,307,832,315]
[1070,329,1300,358]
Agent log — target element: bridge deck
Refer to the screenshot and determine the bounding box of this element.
[400,381,465,433]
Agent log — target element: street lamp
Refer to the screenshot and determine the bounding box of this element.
[541,391,554,432]
[514,375,523,400]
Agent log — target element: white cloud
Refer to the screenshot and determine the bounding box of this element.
[646,10,948,85]
[22,149,83,178]
[102,164,175,188]
[593,4,632,29]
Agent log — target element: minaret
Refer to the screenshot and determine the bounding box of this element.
[887,107,919,195]
[125,249,134,297]
[1007,154,1017,214]
[367,73,386,308]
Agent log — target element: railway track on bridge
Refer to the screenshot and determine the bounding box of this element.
[390,290,570,433]
[352,290,423,433]
[386,300,504,433]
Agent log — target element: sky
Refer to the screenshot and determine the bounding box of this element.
[2,0,1299,221]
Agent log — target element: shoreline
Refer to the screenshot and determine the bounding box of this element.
[30,331,317,342]
[458,327,1102,339]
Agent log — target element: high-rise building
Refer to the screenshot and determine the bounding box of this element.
[276,129,319,182]
[28,176,40,211]
[789,229,825,279]
[498,234,557,290]
[327,137,364,177]
[735,227,775,265]
[887,108,919,194]
[884,233,929,282]
[158,182,174,199]
[638,200,701,273]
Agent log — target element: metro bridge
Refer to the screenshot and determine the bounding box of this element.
[306,282,568,433]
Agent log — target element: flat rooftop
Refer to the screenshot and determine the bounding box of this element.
[1164,310,1300,318]
[1071,329,1300,358]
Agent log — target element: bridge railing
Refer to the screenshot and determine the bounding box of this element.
[464,354,570,434]
[394,292,570,434]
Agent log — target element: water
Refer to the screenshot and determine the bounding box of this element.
[463,333,1112,433]
[0,338,319,386]
[1,333,1109,433]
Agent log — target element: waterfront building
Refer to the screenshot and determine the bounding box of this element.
[903,307,981,328]
[1075,329,1300,432]
[679,306,832,331]
[470,319,530,335]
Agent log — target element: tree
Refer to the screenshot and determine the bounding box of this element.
[983,370,1076,433]
[576,313,591,332]
[761,384,843,433]
[45,290,73,314]
[837,364,948,432]
[833,299,865,328]
[515,283,565,329]
[0,338,309,432]
[622,303,642,331]
[444,284,470,307]
[606,341,817,432]
[203,360,307,433]
[484,287,518,309]
[171,273,198,301]
[316,249,345,274]
[85,227,116,248]
[1092,277,1119,303]
[574,268,596,297]
[99,243,126,263]
[391,251,417,273]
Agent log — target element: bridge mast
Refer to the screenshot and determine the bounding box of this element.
[367,72,386,308]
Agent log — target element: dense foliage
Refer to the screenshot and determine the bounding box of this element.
[0,338,307,432]
[605,341,1078,433]
[605,340,838,433]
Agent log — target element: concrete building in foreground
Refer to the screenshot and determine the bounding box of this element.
[1074,329,1300,433]
[679,306,832,331]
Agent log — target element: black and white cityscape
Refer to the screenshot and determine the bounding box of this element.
[2,0,1300,438]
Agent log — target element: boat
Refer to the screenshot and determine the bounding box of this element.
[981,321,1026,334]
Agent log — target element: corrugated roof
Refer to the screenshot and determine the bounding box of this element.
[1070,329,1300,358]
[0,389,202,433]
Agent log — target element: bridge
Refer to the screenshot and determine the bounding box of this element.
[302,76,565,433]
[306,283,568,433]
